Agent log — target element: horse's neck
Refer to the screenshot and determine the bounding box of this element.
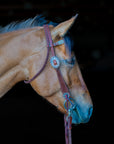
[0,28,42,98]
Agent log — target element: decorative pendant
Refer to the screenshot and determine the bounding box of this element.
[50,56,60,69]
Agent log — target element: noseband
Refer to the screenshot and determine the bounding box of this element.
[24,25,76,144]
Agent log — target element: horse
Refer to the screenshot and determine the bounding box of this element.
[0,15,93,127]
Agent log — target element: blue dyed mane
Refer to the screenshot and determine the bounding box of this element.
[0,15,57,34]
[0,15,73,54]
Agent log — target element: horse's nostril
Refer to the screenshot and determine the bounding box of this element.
[88,107,93,118]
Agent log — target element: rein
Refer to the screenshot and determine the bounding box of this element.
[24,24,76,144]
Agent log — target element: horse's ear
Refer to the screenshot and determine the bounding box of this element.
[51,14,78,38]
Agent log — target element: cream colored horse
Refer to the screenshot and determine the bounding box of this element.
[0,16,93,124]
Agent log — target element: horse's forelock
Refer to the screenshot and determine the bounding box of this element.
[64,33,73,57]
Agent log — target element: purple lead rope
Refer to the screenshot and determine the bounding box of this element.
[64,103,72,144]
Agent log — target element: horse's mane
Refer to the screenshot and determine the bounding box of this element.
[0,15,73,54]
[0,15,57,34]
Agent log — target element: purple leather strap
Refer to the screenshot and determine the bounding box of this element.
[24,42,50,84]
[44,25,72,144]
[24,25,63,84]
[24,24,72,144]
[44,25,55,56]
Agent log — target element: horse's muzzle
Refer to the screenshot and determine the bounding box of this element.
[71,105,93,124]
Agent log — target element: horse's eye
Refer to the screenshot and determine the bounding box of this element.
[66,57,75,65]
[62,56,75,66]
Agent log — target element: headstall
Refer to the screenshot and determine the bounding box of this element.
[24,24,76,144]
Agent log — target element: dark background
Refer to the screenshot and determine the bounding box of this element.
[0,0,113,144]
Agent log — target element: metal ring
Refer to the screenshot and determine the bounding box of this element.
[63,93,70,99]
[64,97,76,110]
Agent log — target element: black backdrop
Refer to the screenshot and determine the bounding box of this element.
[0,0,113,144]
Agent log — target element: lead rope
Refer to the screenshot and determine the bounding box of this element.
[44,24,72,144]
[64,97,72,144]
[64,115,72,144]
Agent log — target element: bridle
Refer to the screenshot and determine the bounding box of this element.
[24,24,76,144]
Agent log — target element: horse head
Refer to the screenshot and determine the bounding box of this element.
[26,16,93,124]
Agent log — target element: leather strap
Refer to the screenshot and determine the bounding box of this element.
[44,25,70,95]
[24,26,63,84]
[44,24,72,144]
[25,24,73,144]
